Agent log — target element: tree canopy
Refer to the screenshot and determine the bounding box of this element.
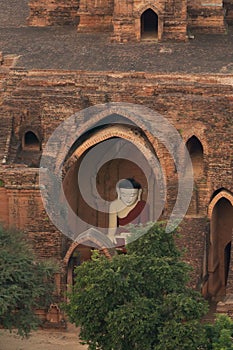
[65,222,209,350]
[0,226,59,337]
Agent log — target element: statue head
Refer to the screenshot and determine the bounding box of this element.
[116,178,142,207]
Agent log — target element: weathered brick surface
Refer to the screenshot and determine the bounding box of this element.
[224,0,233,24]
[187,0,226,31]
[0,0,232,324]
[27,0,227,41]
[28,0,80,26]
[77,0,114,32]
[177,217,208,290]
[0,167,61,259]
[0,70,232,293]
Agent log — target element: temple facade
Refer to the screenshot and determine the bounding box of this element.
[0,62,232,312]
[0,0,233,327]
[27,0,230,41]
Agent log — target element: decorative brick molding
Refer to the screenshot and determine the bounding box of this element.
[64,124,156,176]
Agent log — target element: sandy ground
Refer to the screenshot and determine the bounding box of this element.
[0,324,88,350]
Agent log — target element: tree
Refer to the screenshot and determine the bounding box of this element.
[65,222,209,350]
[0,226,59,337]
[205,314,233,350]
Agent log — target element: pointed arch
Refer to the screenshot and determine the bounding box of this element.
[64,123,157,173]
[182,125,209,156]
[186,135,204,154]
[208,189,233,218]
[137,4,162,17]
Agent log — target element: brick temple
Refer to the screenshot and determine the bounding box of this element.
[27,0,232,41]
[0,0,233,325]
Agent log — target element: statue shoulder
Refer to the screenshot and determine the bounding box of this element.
[109,199,124,212]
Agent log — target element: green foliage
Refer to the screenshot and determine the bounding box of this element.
[65,222,209,350]
[0,226,59,337]
[157,319,207,350]
[126,221,182,258]
[205,314,233,350]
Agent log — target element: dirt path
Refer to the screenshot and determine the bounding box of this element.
[0,325,88,350]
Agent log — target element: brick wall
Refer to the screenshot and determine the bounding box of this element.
[0,68,232,298]
[28,0,80,26]
[187,0,226,33]
[27,0,227,39]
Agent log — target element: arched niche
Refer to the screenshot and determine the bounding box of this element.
[207,192,233,298]
[186,136,204,178]
[185,136,204,215]
[23,131,40,151]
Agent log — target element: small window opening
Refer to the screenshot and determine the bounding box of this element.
[24,131,40,151]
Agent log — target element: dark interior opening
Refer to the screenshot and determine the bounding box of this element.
[24,131,40,150]
[141,9,158,37]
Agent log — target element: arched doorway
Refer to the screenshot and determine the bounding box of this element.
[208,194,233,298]
[141,9,158,40]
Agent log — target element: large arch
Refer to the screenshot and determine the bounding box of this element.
[54,103,178,176]
[207,190,233,298]
[61,118,165,288]
[61,115,166,291]
[63,124,157,173]
[41,102,193,248]
[62,123,161,235]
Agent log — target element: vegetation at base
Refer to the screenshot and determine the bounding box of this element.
[205,314,233,350]
[0,226,59,337]
[65,222,213,350]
